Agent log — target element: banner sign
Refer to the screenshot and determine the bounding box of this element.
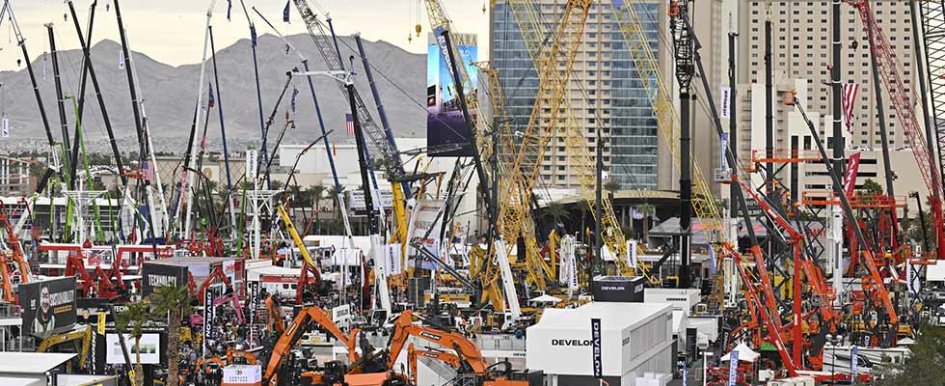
[843,152,862,196]
[106,333,161,365]
[383,243,403,275]
[203,289,214,357]
[407,199,446,269]
[851,346,859,378]
[141,262,189,297]
[427,28,478,157]
[332,304,352,330]
[720,85,732,119]
[728,350,739,386]
[591,318,602,378]
[348,190,394,211]
[21,277,76,337]
[720,132,729,169]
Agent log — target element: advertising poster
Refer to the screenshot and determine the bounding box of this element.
[21,277,77,337]
[140,262,189,297]
[407,199,446,269]
[427,29,478,157]
[106,333,161,365]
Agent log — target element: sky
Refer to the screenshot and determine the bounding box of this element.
[0,0,491,71]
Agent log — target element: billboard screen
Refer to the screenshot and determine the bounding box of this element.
[106,333,161,365]
[140,262,189,297]
[21,277,77,337]
[427,29,478,157]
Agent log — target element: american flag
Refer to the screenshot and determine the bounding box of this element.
[208,84,215,108]
[141,160,155,181]
[841,83,860,134]
[346,113,355,136]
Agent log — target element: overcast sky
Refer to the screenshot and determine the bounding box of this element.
[0,0,490,71]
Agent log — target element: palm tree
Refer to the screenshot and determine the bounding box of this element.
[543,202,570,230]
[117,302,150,386]
[149,285,191,386]
[636,203,656,242]
[604,180,621,194]
[307,185,327,234]
[327,186,343,233]
[577,201,591,243]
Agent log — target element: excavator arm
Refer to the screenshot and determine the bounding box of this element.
[263,306,358,385]
[37,325,92,369]
[0,203,30,284]
[197,266,233,304]
[65,253,96,297]
[386,310,486,374]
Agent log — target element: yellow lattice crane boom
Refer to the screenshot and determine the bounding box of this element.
[502,0,656,281]
[609,1,724,242]
[497,0,594,288]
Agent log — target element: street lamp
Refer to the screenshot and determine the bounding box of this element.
[826,333,843,382]
[702,351,714,386]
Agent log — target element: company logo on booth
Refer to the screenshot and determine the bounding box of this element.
[551,339,592,346]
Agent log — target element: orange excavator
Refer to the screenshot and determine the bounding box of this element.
[263,306,361,386]
[266,294,286,334]
[406,343,461,386]
[344,310,533,386]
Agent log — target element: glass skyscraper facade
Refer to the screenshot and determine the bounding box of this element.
[490,0,661,190]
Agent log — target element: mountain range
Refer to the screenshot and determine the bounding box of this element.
[0,33,426,154]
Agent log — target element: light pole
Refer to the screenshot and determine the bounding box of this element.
[826,333,843,382]
[702,351,714,386]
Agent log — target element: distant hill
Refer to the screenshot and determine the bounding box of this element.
[0,34,426,154]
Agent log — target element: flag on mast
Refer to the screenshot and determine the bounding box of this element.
[841,83,860,134]
[208,84,216,109]
[346,114,355,136]
[283,1,291,23]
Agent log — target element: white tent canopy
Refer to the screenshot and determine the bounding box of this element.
[721,343,760,362]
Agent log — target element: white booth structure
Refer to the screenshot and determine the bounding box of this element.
[526,302,674,386]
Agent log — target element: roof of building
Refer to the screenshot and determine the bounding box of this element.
[531,301,671,331]
[0,352,76,374]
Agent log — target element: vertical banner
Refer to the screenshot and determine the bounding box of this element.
[843,152,862,196]
[249,282,259,327]
[851,346,858,379]
[727,350,739,386]
[203,290,214,357]
[591,318,602,379]
[627,239,638,268]
[1,118,8,138]
[97,311,106,336]
[720,132,729,169]
[384,243,402,275]
[720,85,732,119]
[245,149,259,189]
